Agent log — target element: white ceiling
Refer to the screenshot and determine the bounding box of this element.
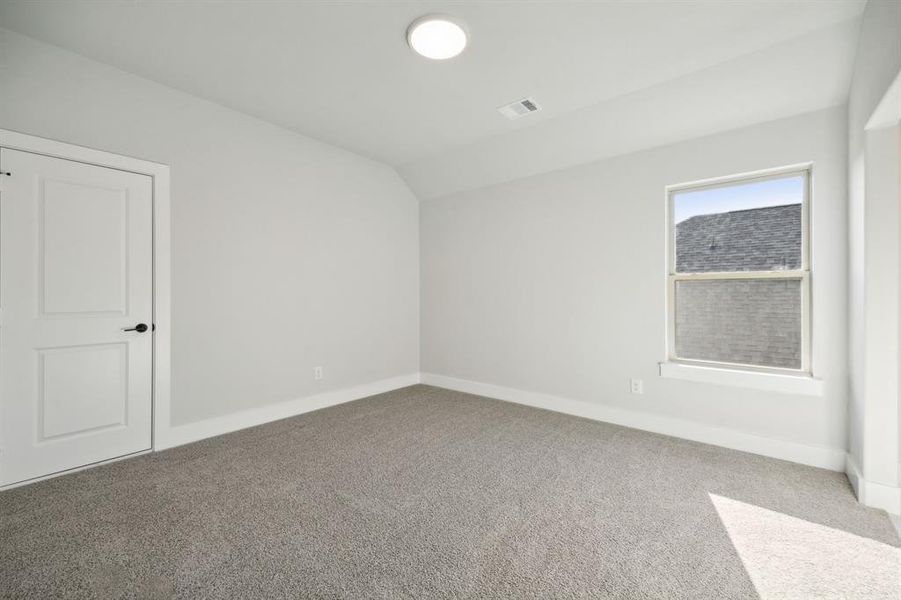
[402,16,861,199]
[0,1,866,197]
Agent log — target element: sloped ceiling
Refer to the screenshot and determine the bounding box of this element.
[0,1,865,199]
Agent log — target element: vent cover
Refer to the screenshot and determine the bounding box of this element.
[498,97,541,120]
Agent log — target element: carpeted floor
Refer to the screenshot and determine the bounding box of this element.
[1,385,899,599]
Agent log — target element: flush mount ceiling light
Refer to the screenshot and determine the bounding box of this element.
[407,15,468,60]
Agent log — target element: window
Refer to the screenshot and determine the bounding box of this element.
[666,167,810,373]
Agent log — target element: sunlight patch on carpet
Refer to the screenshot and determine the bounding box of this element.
[709,493,901,599]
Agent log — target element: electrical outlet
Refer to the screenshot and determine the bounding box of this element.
[314,366,323,381]
[630,378,643,394]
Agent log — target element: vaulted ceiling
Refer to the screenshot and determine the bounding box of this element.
[0,1,866,198]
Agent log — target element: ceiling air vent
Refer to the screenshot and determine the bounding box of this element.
[498,97,541,120]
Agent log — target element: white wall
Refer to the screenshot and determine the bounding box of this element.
[421,107,848,462]
[0,28,420,428]
[846,0,901,513]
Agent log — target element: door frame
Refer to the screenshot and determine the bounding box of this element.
[0,128,172,483]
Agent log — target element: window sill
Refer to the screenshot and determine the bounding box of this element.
[658,362,824,396]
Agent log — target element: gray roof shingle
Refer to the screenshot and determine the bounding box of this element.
[675,204,801,273]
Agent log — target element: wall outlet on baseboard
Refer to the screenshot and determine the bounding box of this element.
[314,366,323,381]
[630,378,643,394]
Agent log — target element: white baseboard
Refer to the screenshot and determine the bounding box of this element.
[156,373,421,450]
[421,373,846,472]
[845,454,901,518]
[845,453,864,499]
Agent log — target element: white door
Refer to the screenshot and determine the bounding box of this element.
[0,148,153,486]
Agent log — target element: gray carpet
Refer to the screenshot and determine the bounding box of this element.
[1,385,898,599]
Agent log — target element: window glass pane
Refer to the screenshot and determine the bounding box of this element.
[673,174,804,273]
[674,278,802,369]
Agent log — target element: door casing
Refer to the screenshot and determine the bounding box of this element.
[0,128,171,489]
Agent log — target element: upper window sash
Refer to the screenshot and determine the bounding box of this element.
[667,166,811,276]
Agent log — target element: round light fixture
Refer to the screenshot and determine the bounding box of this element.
[407,15,467,60]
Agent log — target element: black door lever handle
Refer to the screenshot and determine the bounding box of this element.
[123,323,149,333]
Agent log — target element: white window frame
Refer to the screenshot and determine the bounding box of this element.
[665,164,812,376]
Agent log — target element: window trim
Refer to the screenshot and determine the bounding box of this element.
[658,361,823,396]
[664,164,812,376]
